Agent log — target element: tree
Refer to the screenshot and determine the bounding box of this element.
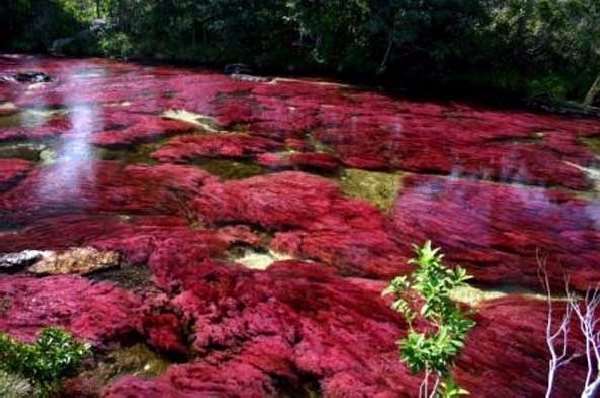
[540,259,600,398]
[383,241,474,398]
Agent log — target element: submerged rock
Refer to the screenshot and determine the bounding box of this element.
[229,73,272,83]
[1,71,51,84]
[224,63,253,75]
[0,102,18,116]
[27,247,120,275]
[160,109,220,132]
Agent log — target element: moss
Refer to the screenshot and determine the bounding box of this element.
[339,168,403,212]
[0,107,65,129]
[95,142,161,164]
[100,344,170,379]
[581,135,600,156]
[306,133,334,154]
[89,265,155,292]
[0,143,44,161]
[195,158,265,179]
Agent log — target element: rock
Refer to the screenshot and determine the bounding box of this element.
[27,247,120,275]
[0,102,18,116]
[229,73,272,83]
[224,63,253,75]
[0,250,51,270]
[14,72,52,84]
[0,275,141,345]
[230,248,293,270]
[50,37,75,55]
[160,109,220,131]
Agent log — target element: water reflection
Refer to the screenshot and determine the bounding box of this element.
[37,65,103,200]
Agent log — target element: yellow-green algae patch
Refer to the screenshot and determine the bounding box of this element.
[0,107,65,129]
[195,158,265,180]
[339,168,403,212]
[449,284,547,307]
[101,344,170,379]
[582,135,600,155]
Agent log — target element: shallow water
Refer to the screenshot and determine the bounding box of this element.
[0,54,599,396]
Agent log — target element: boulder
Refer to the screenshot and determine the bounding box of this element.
[0,250,50,270]
[27,247,120,275]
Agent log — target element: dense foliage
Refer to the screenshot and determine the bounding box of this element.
[383,241,474,397]
[0,0,599,101]
[0,327,90,396]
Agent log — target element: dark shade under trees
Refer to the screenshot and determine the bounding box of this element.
[0,0,599,103]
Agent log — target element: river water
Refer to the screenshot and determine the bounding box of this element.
[0,53,599,395]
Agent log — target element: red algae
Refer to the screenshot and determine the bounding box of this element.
[152,133,283,162]
[455,296,587,397]
[194,171,407,277]
[391,174,600,290]
[0,158,32,190]
[1,55,600,398]
[0,161,218,223]
[0,275,141,345]
[107,260,419,397]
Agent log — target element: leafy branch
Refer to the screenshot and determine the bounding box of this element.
[0,327,91,397]
[383,241,475,398]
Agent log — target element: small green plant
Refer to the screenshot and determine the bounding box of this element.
[383,241,474,398]
[0,327,91,397]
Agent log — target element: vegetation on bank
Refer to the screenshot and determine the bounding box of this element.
[0,327,90,397]
[383,241,475,397]
[0,0,599,104]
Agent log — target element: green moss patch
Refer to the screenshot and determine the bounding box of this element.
[195,158,265,179]
[582,135,600,156]
[339,168,403,212]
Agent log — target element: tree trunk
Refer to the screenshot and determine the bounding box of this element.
[583,72,600,107]
[377,30,394,75]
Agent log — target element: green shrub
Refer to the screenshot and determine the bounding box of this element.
[0,327,91,396]
[383,241,474,397]
[99,32,135,59]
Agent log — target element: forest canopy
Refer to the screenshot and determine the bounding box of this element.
[1,0,599,102]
